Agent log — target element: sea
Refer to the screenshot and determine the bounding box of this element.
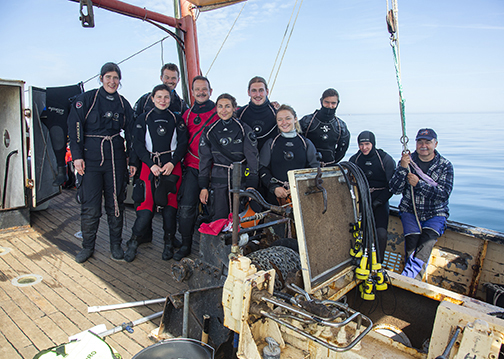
[339,112,504,233]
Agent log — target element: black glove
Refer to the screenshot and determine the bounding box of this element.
[154,174,180,207]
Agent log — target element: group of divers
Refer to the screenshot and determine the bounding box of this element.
[68,61,453,281]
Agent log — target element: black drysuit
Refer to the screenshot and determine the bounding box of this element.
[68,87,133,251]
[198,118,259,220]
[259,132,319,204]
[131,107,188,238]
[299,108,350,166]
[236,99,277,151]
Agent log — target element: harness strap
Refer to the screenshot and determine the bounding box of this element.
[369,187,386,193]
[85,89,126,127]
[239,104,277,139]
[304,110,342,149]
[85,90,99,120]
[143,108,177,167]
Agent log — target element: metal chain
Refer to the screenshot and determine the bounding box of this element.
[247,246,301,291]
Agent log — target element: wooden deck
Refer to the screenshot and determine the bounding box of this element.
[0,188,189,358]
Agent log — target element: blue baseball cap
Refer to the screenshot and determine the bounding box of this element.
[416,128,437,141]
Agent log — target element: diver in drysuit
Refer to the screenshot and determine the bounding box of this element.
[68,62,134,264]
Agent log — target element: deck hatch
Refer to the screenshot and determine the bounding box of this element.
[11,273,43,287]
[288,167,355,293]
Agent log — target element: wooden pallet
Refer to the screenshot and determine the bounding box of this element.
[0,188,189,358]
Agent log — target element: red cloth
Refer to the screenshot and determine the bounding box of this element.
[198,213,237,235]
[136,162,182,211]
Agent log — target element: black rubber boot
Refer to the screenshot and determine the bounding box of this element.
[162,233,174,261]
[75,248,94,263]
[110,243,124,260]
[53,165,68,186]
[172,236,182,249]
[124,235,140,262]
[140,227,153,244]
[133,210,153,244]
[173,235,192,261]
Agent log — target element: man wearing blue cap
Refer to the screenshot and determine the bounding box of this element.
[389,128,454,280]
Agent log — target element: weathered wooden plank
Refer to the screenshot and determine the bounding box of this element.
[0,189,195,358]
[0,305,33,355]
[32,211,186,294]
[484,242,504,262]
[0,292,55,350]
[2,234,160,358]
[437,231,481,254]
[5,229,156,344]
[0,329,21,358]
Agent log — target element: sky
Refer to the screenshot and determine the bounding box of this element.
[1,0,503,117]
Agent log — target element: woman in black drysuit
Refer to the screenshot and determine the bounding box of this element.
[68,62,134,263]
[259,104,319,206]
[349,131,395,263]
[125,84,188,262]
[198,93,259,221]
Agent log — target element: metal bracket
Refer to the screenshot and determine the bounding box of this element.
[80,0,95,28]
[304,166,328,214]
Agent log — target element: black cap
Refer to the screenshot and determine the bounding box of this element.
[416,128,437,141]
[358,130,376,147]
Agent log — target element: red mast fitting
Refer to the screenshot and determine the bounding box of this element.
[73,0,246,103]
[73,0,202,104]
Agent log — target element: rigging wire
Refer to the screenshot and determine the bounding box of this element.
[387,0,407,153]
[205,2,247,77]
[82,35,171,85]
[269,0,304,95]
[161,37,164,65]
[268,0,299,85]
[387,0,422,233]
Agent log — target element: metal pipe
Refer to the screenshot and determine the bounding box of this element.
[71,0,178,27]
[220,218,290,240]
[231,162,242,252]
[201,314,210,344]
[435,327,461,359]
[240,210,268,223]
[261,310,372,352]
[239,188,289,215]
[173,0,187,100]
[2,150,18,209]
[182,290,190,337]
[180,0,200,104]
[97,311,163,338]
[262,296,361,328]
[88,298,166,313]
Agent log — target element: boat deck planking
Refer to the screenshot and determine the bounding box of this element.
[0,188,190,359]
